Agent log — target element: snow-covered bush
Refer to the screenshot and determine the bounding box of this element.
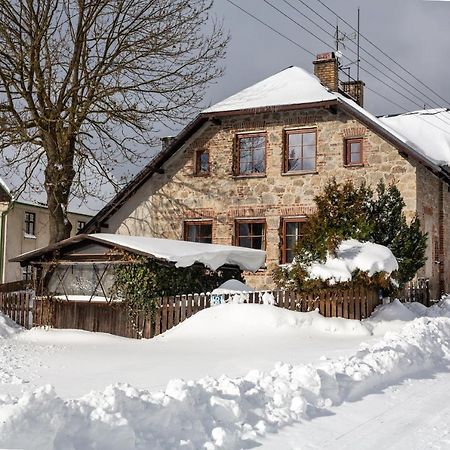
[274,179,427,291]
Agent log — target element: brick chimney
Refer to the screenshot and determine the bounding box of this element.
[341,80,365,107]
[313,52,338,92]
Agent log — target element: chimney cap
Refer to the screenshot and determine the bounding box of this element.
[315,51,336,61]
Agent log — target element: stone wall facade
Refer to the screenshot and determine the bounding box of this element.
[105,106,432,290]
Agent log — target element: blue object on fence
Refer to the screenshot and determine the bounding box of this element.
[211,294,225,306]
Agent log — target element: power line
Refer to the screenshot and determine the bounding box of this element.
[284,0,450,115]
[224,0,315,57]
[262,0,334,50]
[226,0,450,133]
[314,0,450,106]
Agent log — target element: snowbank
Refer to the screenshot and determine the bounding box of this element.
[163,303,370,340]
[2,302,450,449]
[308,239,398,283]
[0,313,22,339]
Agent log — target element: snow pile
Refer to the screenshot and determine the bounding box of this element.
[91,234,266,272]
[211,279,254,295]
[163,304,370,340]
[0,313,23,339]
[1,307,450,449]
[0,314,25,384]
[308,239,398,283]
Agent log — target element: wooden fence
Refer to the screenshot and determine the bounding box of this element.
[0,280,33,329]
[401,278,431,306]
[0,284,384,338]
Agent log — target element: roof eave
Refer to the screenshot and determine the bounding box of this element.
[203,99,338,117]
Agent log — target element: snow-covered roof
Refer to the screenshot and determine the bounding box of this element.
[378,109,450,167]
[12,233,266,272]
[203,65,450,172]
[203,66,337,114]
[92,234,265,272]
[307,240,398,284]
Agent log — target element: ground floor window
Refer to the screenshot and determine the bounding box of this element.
[184,221,213,243]
[235,219,266,250]
[281,218,306,263]
[22,265,32,281]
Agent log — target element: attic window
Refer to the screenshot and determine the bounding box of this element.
[194,149,209,176]
[24,212,36,236]
[345,138,363,166]
[235,133,266,176]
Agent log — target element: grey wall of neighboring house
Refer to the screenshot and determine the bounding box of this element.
[1,202,92,283]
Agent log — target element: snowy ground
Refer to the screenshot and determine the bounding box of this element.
[1,300,450,449]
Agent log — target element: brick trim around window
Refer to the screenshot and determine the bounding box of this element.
[235,219,266,250]
[234,132,267,177]
[183,220,213,243]
[283,128,317,174]
[344,137,364,167]
[280,217,306,264]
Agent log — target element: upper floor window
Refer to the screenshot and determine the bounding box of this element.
[235,133,266,176]
[24,212,36,236]
[235,219,266,250]
[345,138,363,166]
[195,149,210,176]
[284,129,317,173]
[184,220,212,244]
[77,221,86,233]
[281,218,306,263]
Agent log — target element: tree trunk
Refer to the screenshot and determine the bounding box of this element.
[44,139,76,244]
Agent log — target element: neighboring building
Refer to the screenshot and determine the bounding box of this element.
[83,52,450,298]
[0,180,92,283]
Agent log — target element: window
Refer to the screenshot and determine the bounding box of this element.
[77,221,86,233]
[284,129,317,173]
[345,138,363,166]
[22,265,32,281]
[24,212,36,236]
[195,149,210,176]
[184,221,212,243]
[235,220,266,250]
[281,218,306,263]
[236,133,266,176]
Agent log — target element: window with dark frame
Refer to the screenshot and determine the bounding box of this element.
[77,221,86,232]
[195,149,210,175]
[24,212,36,236]
[345,138,363,166]
[235,220,266,250]
[284,129,317,173]
[236,133,266,176]
[22,265,32,281]
[184,221,213,244]
[281,218,306,264]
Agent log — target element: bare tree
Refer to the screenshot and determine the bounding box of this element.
[0,0,228,242]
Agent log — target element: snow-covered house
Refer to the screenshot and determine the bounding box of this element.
[82,52,450,297]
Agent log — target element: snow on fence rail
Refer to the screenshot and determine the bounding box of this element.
[0,280,431,338]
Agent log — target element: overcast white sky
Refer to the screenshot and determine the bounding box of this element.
[199,0,450,118]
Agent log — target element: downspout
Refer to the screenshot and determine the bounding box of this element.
[439,181,445,296]
[0,211,5,283]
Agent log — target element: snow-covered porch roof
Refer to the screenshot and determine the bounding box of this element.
[11,233,266,272]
